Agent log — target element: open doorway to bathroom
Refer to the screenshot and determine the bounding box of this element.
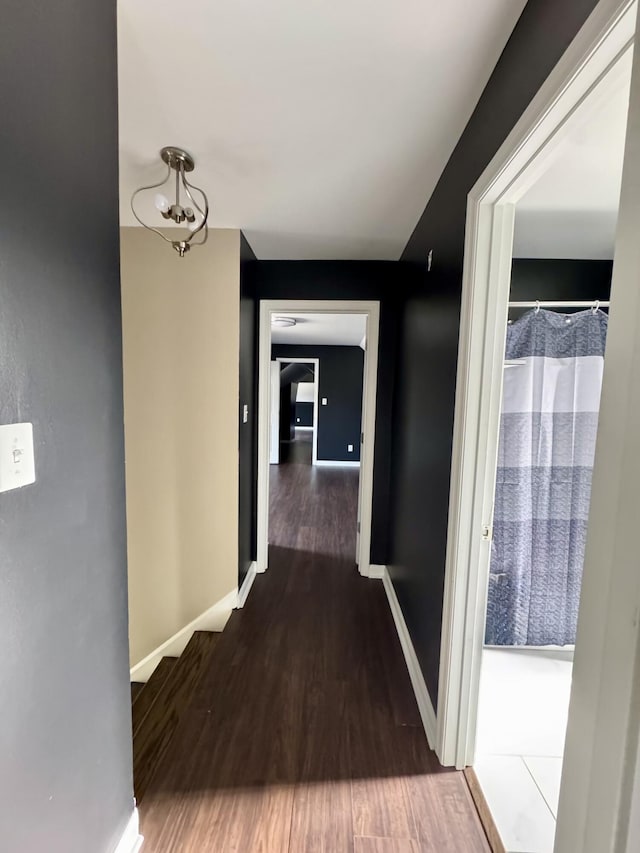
[470,41,632,853]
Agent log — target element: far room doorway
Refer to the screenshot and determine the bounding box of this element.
[268,314,366,565]
[257,301,380,576]
[270,356,320,467]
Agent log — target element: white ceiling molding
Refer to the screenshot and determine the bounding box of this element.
[118,0,527,260]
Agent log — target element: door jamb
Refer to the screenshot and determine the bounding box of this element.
[257,300,380,576]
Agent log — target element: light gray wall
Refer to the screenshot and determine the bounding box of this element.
[0,2,134,851]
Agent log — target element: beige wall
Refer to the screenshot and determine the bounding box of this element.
[120,227,240,666]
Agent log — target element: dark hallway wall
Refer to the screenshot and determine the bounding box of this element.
[239,235,257,587]
[273,345,365,462]
[246,261,423,566]
[391,0,604,704]
[0,2,133,851]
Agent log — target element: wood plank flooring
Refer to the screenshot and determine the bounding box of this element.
[139,445,490,851]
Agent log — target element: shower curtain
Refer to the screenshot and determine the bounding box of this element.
[485,308,608,646]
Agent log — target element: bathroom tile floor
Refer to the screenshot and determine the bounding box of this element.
[474,648,573,852]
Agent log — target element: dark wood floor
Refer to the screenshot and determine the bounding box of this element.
[139,441,490,852]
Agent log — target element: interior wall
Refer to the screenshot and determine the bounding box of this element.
[392,0,603,704]
[121,227,240,666]
[295,398,315,427]
[510,258,613,310]
[0,1,133,850]
[273,345,364,462]
[239,234,257,587]
[245,261,423,564]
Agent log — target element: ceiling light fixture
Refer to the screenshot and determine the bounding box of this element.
[130,146,209,258]
[271,317,297,328]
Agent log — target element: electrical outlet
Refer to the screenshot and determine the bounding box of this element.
[348,444,354,452]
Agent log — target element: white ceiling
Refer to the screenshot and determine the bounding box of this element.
[513,50,632,260]
[271,313,366,346]
[118,0,527,260]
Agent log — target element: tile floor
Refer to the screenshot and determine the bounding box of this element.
[474,647,573,853]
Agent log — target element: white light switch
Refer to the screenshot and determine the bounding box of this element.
[242,404,249,424]
[0,423,36,492]
[348,444,354,452]
[322,398,328,406]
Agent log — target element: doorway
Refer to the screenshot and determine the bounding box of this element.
[437,1,640,851]
[471,59,628,848]
[270,357,320,466]
[257,301,379,576]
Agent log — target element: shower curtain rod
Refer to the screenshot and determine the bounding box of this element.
[508,300,611,308]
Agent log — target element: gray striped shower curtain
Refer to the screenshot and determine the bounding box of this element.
[485,308,608,646]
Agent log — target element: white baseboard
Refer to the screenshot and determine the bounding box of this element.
[368,564,386,579]
[113,808,143,853]
[130,587,237,683]
[381,566,438,749]
[314,459,361,468]
[237,562,257,607]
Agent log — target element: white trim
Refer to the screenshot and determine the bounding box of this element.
[314,459,361,468]
[368,564,386,579]
[258,300,380,576]
[274,356,320,464]
[294,425,314,431]
[237,561,257,605]
[381,567,437,748]
[112,808,143,853]
[437,0,637,772]
[129,588,237,682]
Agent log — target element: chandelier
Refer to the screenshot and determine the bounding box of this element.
[130,146,209,257]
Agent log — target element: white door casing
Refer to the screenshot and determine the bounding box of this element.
[436,0,640,850]
[257,300,380,576]
[269,361,280,465]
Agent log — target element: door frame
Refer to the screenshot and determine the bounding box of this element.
[437,0,640,849]
[256,300,380,576]
[274,356,320,465]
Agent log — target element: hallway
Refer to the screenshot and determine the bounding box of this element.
[138,459,490,851]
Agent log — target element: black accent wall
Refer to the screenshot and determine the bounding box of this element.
[0,2,133,851]
[274,345,364,462]
[510,258,612,315]
[244,261,424,566]
[295,402,314,427]
[391,0,603,704]
[239,234,258,588]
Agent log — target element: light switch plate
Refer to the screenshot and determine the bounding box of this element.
[242,404,249,424]
[0,423,36,492]
[322,398,328,406]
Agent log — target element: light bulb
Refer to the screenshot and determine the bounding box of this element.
[154,193,170,213]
